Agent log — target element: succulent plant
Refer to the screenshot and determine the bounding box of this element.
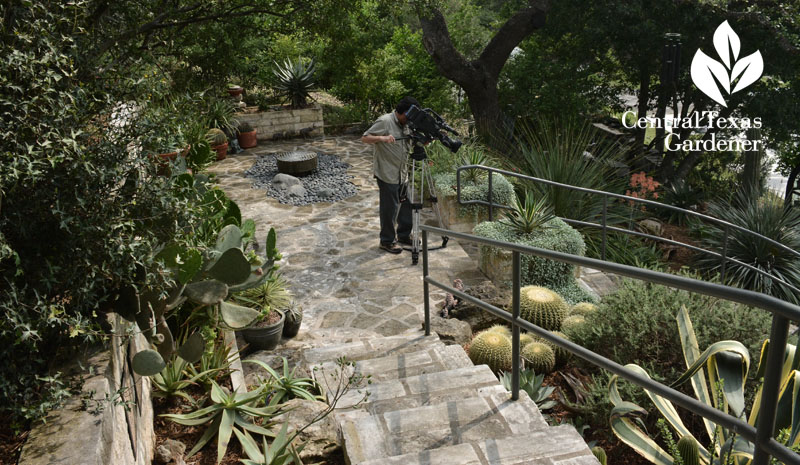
[533,330,573,366]
[502,190,556,234]
[273,58,317,108]
[206,128,227,146]
[238,121,254,133]
[285,302,302,326]
[115,224,281,376]
[468,331,513,373]
[677,436,700,465]
[521,342,555,374]
[591,446,607,465]
[519,333,536,348]
[486,324,511,338]
[571,302,598,317]
[519,286,569,331]
[561,314,586,336]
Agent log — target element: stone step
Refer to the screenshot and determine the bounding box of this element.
[356,425,598,465]
[315,342,472,390]
[329,363,500,412]
[303,333,442,365]
[341,386,550,464]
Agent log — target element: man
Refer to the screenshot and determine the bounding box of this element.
[361,96,419,254]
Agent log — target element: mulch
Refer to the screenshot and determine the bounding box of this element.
[0,418,27,465]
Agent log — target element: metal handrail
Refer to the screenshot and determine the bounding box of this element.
[420,225,800,465]
[455,164,800,297]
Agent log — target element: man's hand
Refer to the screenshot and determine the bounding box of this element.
[361,134,396,144]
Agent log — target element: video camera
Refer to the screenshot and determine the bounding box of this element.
[404,105,463,160]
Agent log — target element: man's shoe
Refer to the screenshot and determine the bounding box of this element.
[397,237,413,246]
[379,242,402,254]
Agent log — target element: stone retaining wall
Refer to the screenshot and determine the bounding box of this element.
[19,316,154,465]
[237,106,324,141]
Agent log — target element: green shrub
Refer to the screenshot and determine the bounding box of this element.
[473,217,585,290]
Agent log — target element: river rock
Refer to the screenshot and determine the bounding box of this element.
[269,399,340,462]
[272,173,301,189]
[425,315,472,346]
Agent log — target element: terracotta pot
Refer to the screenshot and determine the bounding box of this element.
[212,141,228,161]
[153,145,190,176]
[237,130,258,149]
[228,86,243,97]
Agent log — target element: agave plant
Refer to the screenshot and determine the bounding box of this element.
[151,356,217,405]
[246,357,323,406]
[457,143,491,183]
[161,380,279,464]
[273,58,317,109]
[501,191,556,234]
[607,305,800,465]
[658,179,703,226]
[500,369,557,411]
[236,422,304,465]
[694,191,800,305]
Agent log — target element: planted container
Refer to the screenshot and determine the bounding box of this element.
[237,121,257,149]
[241,309,284,351]
[282,306,302,338]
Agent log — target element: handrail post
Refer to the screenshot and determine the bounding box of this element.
[721,225,730,282]
[511,250,521,401]
[602,195,608,261]
[423,230,430,336]
[752,314,790,465]
[488,169,494,221]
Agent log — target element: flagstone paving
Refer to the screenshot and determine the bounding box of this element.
[209,136,486,341]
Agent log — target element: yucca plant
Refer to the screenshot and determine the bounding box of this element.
[457,143,491,183]
[161,381,279,464]
[607,305,800,465]
[501,191,556,234]
[245,357,323,406]
[273,58,317,109]
[693,191,800,305]
[503,118,630,247]
[658,179,703,226]
[205,98,239,134]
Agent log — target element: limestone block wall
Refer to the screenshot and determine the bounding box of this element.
[19,316,154,465]
[237,106,324,141]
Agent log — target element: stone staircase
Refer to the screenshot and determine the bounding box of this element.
[303,333,599,465]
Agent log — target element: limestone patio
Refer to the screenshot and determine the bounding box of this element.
[209,136,487,341]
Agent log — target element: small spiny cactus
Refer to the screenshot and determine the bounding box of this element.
[591,446,607,465]
[486,324,511,338]
[571,302,598,317]
[468,331,513,373]
[677,436,700,465]
[519,286,569,331]
[521,342,555,374]
[561,314,586,336]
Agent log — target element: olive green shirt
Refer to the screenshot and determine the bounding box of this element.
[363,112,411,184]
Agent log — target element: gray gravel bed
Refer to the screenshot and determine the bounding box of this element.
[244,152,359,205]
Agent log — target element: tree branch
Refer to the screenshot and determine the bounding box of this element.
[478,0,549,78]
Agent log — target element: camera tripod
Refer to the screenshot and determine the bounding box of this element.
[403,149,449,265]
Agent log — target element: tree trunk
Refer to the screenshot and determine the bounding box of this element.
[418,3,548,140]
[635,65,650,148]
[785,164,800,209]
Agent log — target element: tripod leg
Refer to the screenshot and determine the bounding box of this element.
[410,159,420,265]
[422,164,449,248]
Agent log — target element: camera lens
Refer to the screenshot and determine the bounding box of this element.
[442,136,462,154]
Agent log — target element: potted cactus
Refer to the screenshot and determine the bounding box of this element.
[206,128,228,161]
[233,275,292,351]
[237,121,257,149]
[282,303,302,338]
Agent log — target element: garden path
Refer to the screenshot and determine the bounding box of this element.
[209,136,486,342]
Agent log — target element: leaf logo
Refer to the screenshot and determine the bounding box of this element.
[690,21,764,107]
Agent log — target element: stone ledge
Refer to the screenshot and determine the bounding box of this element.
[237,106,324,141]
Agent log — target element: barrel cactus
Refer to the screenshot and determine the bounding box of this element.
[486,324,511,338]
[677,436,700,465]
[591,446,607,465]
[519,286,569,331]
[519,333,536,348]
[521,342,555,374]
[534,330,572,366]
[561,314,586,336]
[468,331,513,373]
[571,302,598,317]
[206,128,228,146]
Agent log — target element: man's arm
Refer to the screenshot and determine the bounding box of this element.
[361,134,396,144]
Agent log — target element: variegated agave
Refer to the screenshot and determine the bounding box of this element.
[608,305,800,465]
[273,58,317,109]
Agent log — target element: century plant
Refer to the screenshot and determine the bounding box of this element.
[151,353,217,405]
[245,357,323,406]
[500,369,557,411]
[693,191,800,305]
[161,381,279,464]
[457,144,491,183]
[502,191,556,234]
[273,58,317,109]
[607,305,800,465]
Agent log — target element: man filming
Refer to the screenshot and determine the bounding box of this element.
[361,96,419,254]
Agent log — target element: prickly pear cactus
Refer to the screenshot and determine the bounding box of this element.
[521,342,555,374]
[571,302,598,317]
[677,436,700,465]
[591,446,607,465]
[468,331,513,373]
[519,286,569,331]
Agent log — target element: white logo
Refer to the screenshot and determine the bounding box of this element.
[690,21,764,107]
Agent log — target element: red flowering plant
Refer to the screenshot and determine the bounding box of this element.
[625,172,660,211]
